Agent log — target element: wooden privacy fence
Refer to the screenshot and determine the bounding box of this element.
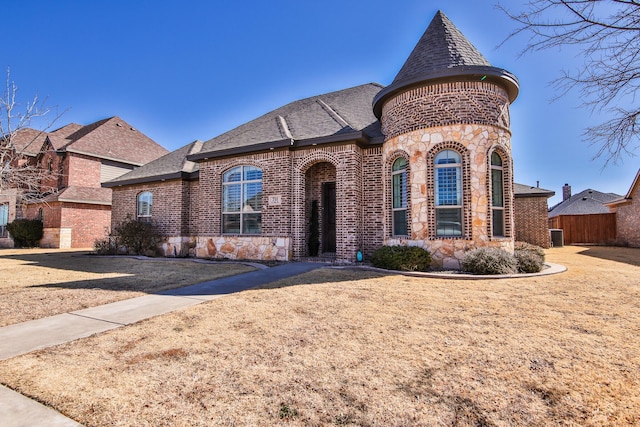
[549,213,617,245]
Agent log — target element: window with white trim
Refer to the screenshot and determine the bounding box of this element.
[137,192,152,222]
[434,150,462,237]
[392,157,408,236]
[0,203,8,238]
[222,165,262,234]
[491,151,505,237]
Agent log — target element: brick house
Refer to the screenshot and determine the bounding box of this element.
[605,169,640,247]
[106,11,549,267]
[514,183,555,248]
[0,116,167,248]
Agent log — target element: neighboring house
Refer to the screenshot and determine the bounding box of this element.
[514,183,555,248]
[605,169,640,247]
[106,11,539,268]
[0,116,168,248]
[548,184,622,245]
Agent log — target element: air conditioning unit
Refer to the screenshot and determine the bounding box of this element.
[550,229,564,247]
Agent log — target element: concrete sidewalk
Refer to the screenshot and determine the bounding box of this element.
[0,261,323,427]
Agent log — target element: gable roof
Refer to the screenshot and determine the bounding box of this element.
[548,189,622,217]
[188,83,384,161]
[10,128,49,156]
[103,140,202,187]
[514,183,555,198]
[59,116,168,165]
[373,11,518,117]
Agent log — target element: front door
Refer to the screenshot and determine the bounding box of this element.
[322,182,336,253]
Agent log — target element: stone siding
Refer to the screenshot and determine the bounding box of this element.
[381,124,514,268]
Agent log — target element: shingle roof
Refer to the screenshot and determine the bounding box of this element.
[392,10,491,85]
[514,183,555,197]
[548,189,622,217]
[61,116,168,165]
[10,128,49,156]
[103,140,202,187]
[57,186,112,205]
[373,11,519,117]
[40,186,112,205]
[193,83,384,159]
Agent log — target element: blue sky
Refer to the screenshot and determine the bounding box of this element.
[3,0,638,206]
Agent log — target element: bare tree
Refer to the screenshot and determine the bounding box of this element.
[499,0,640,165]
[0,68,65,205]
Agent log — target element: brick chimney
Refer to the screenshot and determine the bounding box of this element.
[562,183,571,201]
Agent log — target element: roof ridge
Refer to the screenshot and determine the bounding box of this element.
[316,99,351,129]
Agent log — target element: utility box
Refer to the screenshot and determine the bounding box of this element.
[550,229,564,247]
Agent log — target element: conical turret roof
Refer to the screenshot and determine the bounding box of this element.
[392,11,491,84]
[373,11,518,117]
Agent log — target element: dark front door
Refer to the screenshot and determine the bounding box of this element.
[322,182,336,253]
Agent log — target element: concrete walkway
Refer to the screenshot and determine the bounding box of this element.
[0,261,323,427]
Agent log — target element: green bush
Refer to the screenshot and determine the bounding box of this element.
[514,242,545,273]
[94,216,162,256]
[461,247,518,275]
[6,219,43,247]
[371,245,432,272]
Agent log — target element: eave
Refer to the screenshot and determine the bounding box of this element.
[102,171,199,188]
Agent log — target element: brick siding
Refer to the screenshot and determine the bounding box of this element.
[514,196,551,248]
[612,185,640,247]
[67,153,102,187]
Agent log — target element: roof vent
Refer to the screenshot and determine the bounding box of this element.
[582,197,588,201]
[130,127,136,131]
[116,123,122,127]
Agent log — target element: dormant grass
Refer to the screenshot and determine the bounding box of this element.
[0,248,254,326]
[0,246,638,426]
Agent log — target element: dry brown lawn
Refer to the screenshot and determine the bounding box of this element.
[0,248,255,327]
[1,246,639,426]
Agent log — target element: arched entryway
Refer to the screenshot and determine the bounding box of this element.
[305,162,337,257]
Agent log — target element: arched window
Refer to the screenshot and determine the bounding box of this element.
[137,191,152,222]
[491,151,505,237]
[222,165,262,234]
[392,157,408,236]
[434,150,462,237]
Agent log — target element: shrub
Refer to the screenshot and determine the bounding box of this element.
[6,219,43,247]
[371,245,432,272]
[514,241,545,260]
[461,247,517,275]
[514,242,545,273]
[115,216,163,256]
[94,216,162,256]
[93,235,118,255]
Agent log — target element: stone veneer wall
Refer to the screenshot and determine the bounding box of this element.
[514,195,552,248]
[380,81,515,269]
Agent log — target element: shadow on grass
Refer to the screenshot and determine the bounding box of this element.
[0,250,257,294]
[253,267,389,290]
[577,246,640,267]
